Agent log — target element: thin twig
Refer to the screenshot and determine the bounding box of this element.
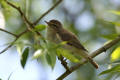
[0,28,18,37]
[33,0,63,25]
[0,38,17,54]
[57,36,120,80]
[18,29,29,37]
[0,29,29,54]
[5,0,44,41]
[4,0,120,80]
[3,0,48,54]
[5,0,32,25]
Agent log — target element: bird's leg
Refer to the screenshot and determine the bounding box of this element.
[58,55,71,72]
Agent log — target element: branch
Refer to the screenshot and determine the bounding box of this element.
[2,0,49,54]
[5,0,32,25]
[0,38,17,54]
[57,36,120,80]
[4,0,63,47]
[0,29,29,54]
[5,0,44,41]
[0,28,18,37]
[33,0,63,25]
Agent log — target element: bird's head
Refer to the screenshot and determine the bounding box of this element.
[45,19,63,31]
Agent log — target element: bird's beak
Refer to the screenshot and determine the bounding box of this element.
[45,21,49,24]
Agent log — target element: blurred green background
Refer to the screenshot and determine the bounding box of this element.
[0,0,120,80]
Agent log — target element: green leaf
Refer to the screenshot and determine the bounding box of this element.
[45,41,79,63]
[2,0,20,14]
[111,59,120,64]
[16,42,24,56]
[46,53,51,66]
[35,24,47,31]
[108,21,120,26]
[16,40,31,56]
[21,47,29,68]
[99,65,120,76]
[54,41,67,49]
[0,0,3,2]
[101,34,119,40]
[109,10,120,15]
[56,48,80,63]
[45,52,56,69]
[43,41,57,69]
[111,46,120,62]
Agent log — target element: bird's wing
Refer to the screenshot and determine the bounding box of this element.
[59,30,87,51]
[68,36,87,51]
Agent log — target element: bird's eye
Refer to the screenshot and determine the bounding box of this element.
[52,24,58,28]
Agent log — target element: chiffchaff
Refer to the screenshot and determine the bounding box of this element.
[45,20,99,69]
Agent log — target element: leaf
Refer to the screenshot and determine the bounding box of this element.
[16,42,24,56]
[16,40,31,55]
[56,48,80,63]
[111,46,120,62]
[99,65,120,76]
[35,24,47,31]
[108,21,120,26]
[60,41,68,45]
[2,0,20,14]
[109,10,120,15]
[111,59,120,64]
[101,34,119,40]
[43,41,57,69]
[53,41,68,49]
[46,41,79,63]
[99,69,113,76]
[46,53,51,66]
[45,52,56,69]
[32,49,43,59]
[21,47,29,68]
[44,41,77,68]
[0,0,3,3]
[103,40,112,46]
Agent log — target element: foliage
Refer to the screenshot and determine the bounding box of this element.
[99,65,120,76]
[111,46,120,62]
[20,47,29,68]
[56,48,80,63]
[1,0,120,80]
[34,24,47,31]
[98,10,120,80]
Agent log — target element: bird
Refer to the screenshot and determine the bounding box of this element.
[45,19,99,69]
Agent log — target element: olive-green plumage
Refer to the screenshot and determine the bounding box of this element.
[45,19,99,69]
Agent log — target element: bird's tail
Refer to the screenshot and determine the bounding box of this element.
[79,50,99,69]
